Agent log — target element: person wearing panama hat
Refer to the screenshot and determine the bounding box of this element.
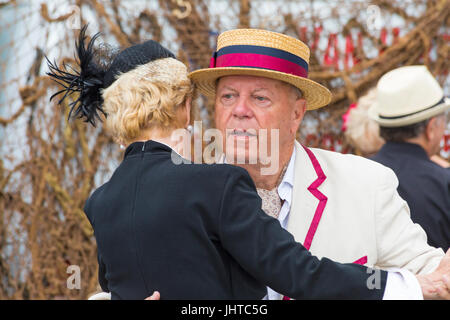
[188,29,449,300]
[368,65,449,127]
[189,28,332,110]
[370,65,449,250]
[48,25,432,301]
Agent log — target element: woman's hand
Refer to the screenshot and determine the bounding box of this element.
[145,291,161,300]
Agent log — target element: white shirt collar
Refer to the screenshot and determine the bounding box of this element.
[277,148,296,202]
[276,148,296,226]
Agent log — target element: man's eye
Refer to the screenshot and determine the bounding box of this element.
[253,95,269,102]
[220,93,236,105]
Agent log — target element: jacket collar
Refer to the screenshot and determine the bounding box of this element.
[378,142,429,161]
[287,141,328,249]
[124,140,173,159]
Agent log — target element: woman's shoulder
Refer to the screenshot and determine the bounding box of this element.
[183,162,251,179]
[83,182,109,218]
[168,162,255,192]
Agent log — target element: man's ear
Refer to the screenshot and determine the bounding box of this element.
[425,117,437,141]
[291,98,307,134]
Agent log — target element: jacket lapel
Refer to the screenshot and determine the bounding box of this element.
[287,141,328,250]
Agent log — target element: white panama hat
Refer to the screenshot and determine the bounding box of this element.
[369,65,449,127]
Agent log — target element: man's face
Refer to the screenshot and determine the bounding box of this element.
[214,75,306,166]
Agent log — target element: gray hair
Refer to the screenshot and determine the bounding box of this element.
[290,85,303,100]
[380,119,430,142]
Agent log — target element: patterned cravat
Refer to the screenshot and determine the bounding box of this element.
[218,152,288,219]
[256,165,288,219]
[257,188,282,219]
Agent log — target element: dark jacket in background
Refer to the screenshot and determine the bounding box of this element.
[371,142,450,250]
[84,140,387,300]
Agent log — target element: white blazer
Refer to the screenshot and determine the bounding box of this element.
[287,141,444,274]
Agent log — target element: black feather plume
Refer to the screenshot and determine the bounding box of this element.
[46,25,107,126]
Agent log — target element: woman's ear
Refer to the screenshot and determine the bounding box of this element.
[184,97,192,128]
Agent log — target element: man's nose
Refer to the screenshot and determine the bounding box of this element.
[231,97,253,119]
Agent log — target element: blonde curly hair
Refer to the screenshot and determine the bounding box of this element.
[344,88,385,156]
[102,58,194,145]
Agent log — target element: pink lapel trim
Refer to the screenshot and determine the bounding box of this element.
[282,146,328,301]
[353,256,368,265]
[283,146,328,301]
[302,145,328,251]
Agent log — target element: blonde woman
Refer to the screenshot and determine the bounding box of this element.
[343,88,385,157]
[47,26,393,300]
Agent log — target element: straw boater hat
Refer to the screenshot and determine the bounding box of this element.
[188,29,332,110]
[369,65,450,127]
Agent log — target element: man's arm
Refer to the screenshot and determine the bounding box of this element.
[371,166,450,299]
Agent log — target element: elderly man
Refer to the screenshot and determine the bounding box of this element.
[369,66,449,250]
[186,29,449,300]
[119,29,448,301]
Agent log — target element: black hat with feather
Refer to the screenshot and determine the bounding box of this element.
[46,25,175,126]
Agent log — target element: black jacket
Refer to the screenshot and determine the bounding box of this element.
[84,140,387,300]
[371,142,450,250]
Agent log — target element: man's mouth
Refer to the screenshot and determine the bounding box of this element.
[229,129,257,137]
